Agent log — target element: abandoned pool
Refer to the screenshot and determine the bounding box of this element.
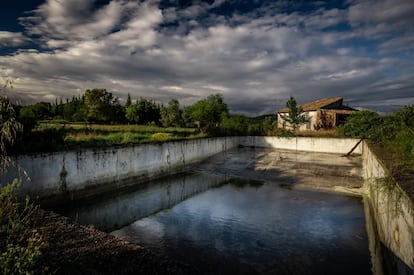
[8,137,413,274]
[55,147,372,274]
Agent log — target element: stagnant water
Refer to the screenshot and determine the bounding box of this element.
[58,172,372,274]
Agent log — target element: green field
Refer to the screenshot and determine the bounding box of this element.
[17,122,204,154]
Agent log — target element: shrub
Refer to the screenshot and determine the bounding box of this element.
[337,110,382,139]
[12,128,66,154]
[339,105,414,169]
[0,179,44,274]
[221,115,249,136]
[277,128,295,137]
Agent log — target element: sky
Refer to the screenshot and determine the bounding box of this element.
[0,0,413,116]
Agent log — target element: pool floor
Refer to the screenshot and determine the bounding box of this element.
[111,178,371,275]
[56,148,372,274]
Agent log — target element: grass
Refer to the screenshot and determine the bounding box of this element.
[38,121,196,134]
[295,129,340,138]
[269,128,340,138]
[15,122,205,154]
[0,179,45,274]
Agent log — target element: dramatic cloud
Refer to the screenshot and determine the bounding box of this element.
[0,31,30,47]
[0,0,413,115]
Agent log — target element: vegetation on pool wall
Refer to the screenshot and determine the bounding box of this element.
[339,106,414,169]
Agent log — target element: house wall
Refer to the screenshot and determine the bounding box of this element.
[315,110,337,129]
[277,111,318,131]
[277,113,284,129]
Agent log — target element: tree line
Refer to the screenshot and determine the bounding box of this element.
[16,89,276,136]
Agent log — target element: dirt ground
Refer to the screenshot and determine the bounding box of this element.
[33,209,201,275]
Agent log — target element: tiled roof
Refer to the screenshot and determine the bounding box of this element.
[277,97,349,113]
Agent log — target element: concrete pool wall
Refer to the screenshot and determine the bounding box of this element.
[240,136,363,154]
[2,137,240,202]
[362,142,414,272]
[2,137,362,201]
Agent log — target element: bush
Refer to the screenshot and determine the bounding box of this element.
[337,110,382,139]
[12,128,66,154]
[0,179,44,274]
[17,106,38,136]
[339,106,414,169]
[221,115,249,136]
[394,105,414,128]
[277,128,295,137]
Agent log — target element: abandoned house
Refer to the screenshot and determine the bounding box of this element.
[277,97,358,131]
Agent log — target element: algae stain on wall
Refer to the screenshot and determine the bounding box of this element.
[59,163,68,194]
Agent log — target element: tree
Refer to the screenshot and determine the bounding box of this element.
[0,79,23,172]
[161,99,183,127]
[0,78,44,274]
[221,114,249,136]
[280,97,309,132]
[395,105,414,128]
[262,116,276,134]
[17,106,38,136]
[185,94,228,134]
[125,98,161,125]
[125,105,140,123]
[125,93,132,108]
[0,97,22,172]
[337,110,382,139]
[51,98,64,119]
[84,89,119,123]
[61,96,87,122]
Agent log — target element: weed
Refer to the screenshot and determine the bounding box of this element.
[0,179,46,274]
[374,177,403,217]
[151,132,173,141]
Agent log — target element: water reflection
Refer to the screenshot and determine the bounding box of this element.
[56,172,228,231]
[228,178,264,189]
[111,176,371,275]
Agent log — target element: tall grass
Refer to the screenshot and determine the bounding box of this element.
[38,122,197,134]
[0,177,45,274]
[14,122,204,154]
[269,127,340,138]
